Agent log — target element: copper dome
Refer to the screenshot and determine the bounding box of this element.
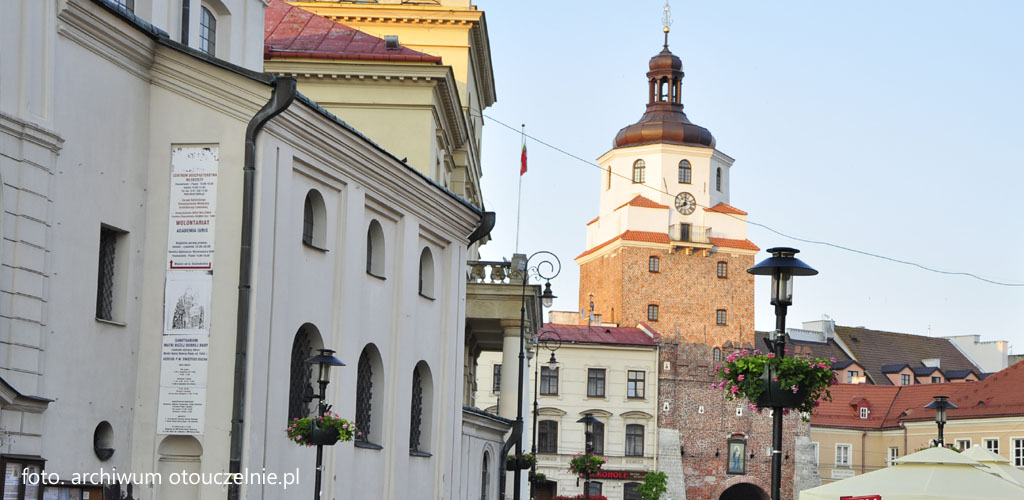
[613,44,715,149]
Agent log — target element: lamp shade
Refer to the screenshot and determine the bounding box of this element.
[541,281,556,308]
[306,349,345,384]
[747,247,817,305]
[925,395,958,424]
[577,413,600,433]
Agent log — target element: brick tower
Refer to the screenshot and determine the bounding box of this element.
[575,36,758,349]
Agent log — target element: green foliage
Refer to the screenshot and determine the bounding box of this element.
[713,348,836,418]
[567,453,605,476]
[636,471,668,500]
[285,412,358,446]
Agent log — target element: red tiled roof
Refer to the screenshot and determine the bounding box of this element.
[709,237,759,251]
[812,384,900,429]
[576,230,671,259]
[586,216,599,226]
[539,323,657,347]
[614,195,669,211]
[704,202,748,215]
[264,0,442,63]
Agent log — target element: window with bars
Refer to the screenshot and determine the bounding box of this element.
[303,195,315,245]
[625,424,644,456]
[648,304,659,322]
[537,420,558,453]
[716,167,722,191]
[632,160,645,183]
[409,366,424,452]
[492,364,501,393]
[590,420,605,455]
[649,256,660,273]
[627,370,645,399]
[985,438,999,454]
[678,160,691,184]
[713,348,722,362]
[717,261,728,278]
[200,6,216,56]
[716,309,727,326]
[288,327,316,420]
[355,349,374,444]
[96,226,127,322]
[540,366,558,395]
[587,368,606,397]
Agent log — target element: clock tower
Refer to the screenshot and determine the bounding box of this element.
[575,36,758,348]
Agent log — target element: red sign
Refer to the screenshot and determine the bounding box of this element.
[840,496,881,500]
[588,470,648,481]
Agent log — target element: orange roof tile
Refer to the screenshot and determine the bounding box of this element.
[614,195,669,211]
[704,202,748,215]
[587,216,599,226]
[575,230,671,259]
[709,237,760,251]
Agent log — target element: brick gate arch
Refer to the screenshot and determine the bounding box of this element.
[714,479,770,500]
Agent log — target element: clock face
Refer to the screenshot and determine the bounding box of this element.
[674,192,696,215]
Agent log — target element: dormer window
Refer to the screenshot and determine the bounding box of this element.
[859,407,869,419]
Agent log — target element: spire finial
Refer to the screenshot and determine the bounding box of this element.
[662,0,672,48]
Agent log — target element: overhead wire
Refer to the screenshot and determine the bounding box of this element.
[478,113,1024,288]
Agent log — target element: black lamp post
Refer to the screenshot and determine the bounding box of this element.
[514,252,560,500]
[747,247,817,500]
[577,413,600,500]
[925,395,958,447]
[305,348,344,500]
[530,331,561,500]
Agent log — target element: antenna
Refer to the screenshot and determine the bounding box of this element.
[662,0,673,47]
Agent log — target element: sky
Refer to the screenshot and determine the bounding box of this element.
[472,0,1024,353]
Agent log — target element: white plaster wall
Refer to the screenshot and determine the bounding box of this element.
[944,335,1009,373]
[148,0,266,71]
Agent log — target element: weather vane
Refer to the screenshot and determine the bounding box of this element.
[662,0,673,47]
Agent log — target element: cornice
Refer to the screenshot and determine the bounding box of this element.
[57,0,156,82]
[0,112,64,155]
[150,49,269,123]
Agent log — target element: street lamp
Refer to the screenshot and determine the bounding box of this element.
[747,247,817,500]
[530,331,561,500]
[577,413,600,500]
[513,251,560,500]
[925,395,958,447]
[305,348,344,500]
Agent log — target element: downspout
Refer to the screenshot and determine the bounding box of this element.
[228,76,297,497]
[499,430,516,500]
[468,211,495,245]
[860,431,866,475]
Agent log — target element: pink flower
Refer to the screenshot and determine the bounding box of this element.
[782,408,791,416]
[773,377,779,382]
[342,424,349,429]
[791,385,800,394]
[766,353,775,359]
[748,403,757,410]
[830,357,837,363]
[754,349,762,355]
[724,368,730,374]
[296,435,303,440]
[737,374,745,381]
[813,400,821,407]
[730,386,739,394]
[714,365,721,372]
[741,349,748,355]
[817,362,828,369]
[784,348,790,355]
[710,383,717,389]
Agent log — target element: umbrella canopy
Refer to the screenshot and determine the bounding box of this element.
[800,447,1024,500]
[961,445,1024,486]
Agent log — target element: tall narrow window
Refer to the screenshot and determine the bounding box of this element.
[887,447,899,466]
[288,325,322,420]
[836,444,851,467]
[591,420,605,455]
[625,424,644,456]
[632,160,645,183]
[587,368,606,397]
[302,190,326,248]
[199,7,216,56]
[716,309,727,326]
[180,0,190,43]
[648,304,659,322]
[624,483,641,500]
[648,256,660,273]
[717,261,728,278]
[716,167,722,192]
[606,166,612,190]
[418,247,435,298]
[481,452,490,500]
[492,364,501,393]
[713,348,722,362]
[366,220,385,278]
[540,366,558,395]
[409,366,424,452]
[538,420,558,453]
[678,160,691,184]
[303,196,314,245]
[627,370,645,398]
[354,346,384,447]
[1016,439,1024,467]
[356,350,373,442]
[96,227,118,321]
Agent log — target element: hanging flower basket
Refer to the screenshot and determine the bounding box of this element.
[286,412,358,447]
[567,453,605,477]
[713,348,836,418]
[506,452,536,471]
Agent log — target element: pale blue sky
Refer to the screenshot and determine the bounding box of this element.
[475,1,1024,353]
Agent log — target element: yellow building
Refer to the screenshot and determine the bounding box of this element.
[809,360,1024,486]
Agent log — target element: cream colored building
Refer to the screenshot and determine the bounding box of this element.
[477,322,660,500]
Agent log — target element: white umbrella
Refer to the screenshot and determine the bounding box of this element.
[799,447,1024,500]
[961,444,1024,486]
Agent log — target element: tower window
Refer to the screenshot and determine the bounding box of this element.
[200,6,216,56]
[716,167,722,192]
[606,166,612,190]
[717,261,728,279]
[632,160,645,183]
[647,304,659,322]
[716,309,727,326]
[648,256,660,273]
[678,160,691,184]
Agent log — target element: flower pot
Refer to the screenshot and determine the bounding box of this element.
[309,422,340,446]
[506,458,519,471]
[756,367,810,409]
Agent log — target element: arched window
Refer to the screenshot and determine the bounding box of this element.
[632,160,645,184]
[713,348,722,362]
[678,160,691,184]
[199,6,216,55]
[716,167,722,192]
[626,424,644,456]
[356,344,384,446]
[409,361,433,454]
[366,220,385,278]
[302,190,327,248]
[288,324,323,420]
[419,247,435,298]
[481,451,490,500]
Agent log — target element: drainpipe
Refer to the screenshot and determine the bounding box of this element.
[860,431,867,475]
[228,76,297,498]
[499,432,516,500]
[468,211,496,245]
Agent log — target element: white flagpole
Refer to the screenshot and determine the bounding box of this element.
[515,124,524,253]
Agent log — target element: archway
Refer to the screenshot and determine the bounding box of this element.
[719,482,769,500]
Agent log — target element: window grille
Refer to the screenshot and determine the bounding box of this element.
[409,367,423,451]
[356,350,373,441]
[632,160,645,183]
[627,370,645,398]
[96,228,117,320]
[288,329,314,420]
